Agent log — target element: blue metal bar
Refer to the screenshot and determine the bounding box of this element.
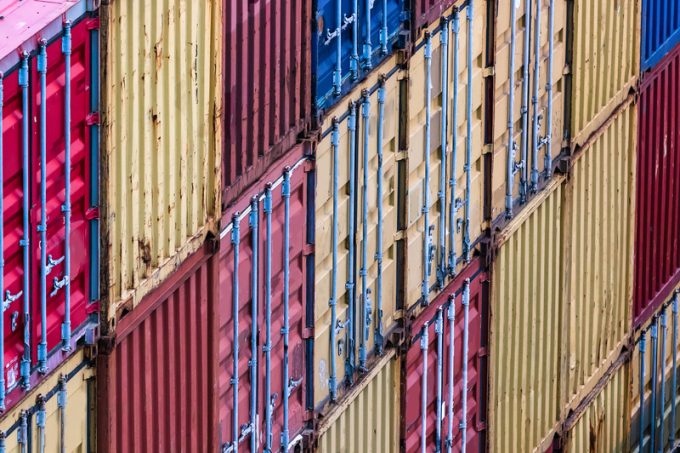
[38,41,49,373]
[249,198,259,453]
[375,83,385,355]
[448,14,460,276]
[363,0,373,69]
[652,320,659,453]
[334,0,342,95]
[435,309,444,453]
[422,33,433,305]
[505,0,518,219]
[671,292,679,445]
[281,168,291,450]
[464,3,473,263]
[346,103,358,381]
[421,326,429,453]
[520,0,532,203]
[0,73,5,411]
[445,297,455,453]
[380,0,388,54]
[19,53,30,389]
[530,0,542,192]
[58,376,66,453]
[544,0,555,179]
[351,0,359,79]
[18,411,27,453]
[330,120,340,400]
[359,91,371,371]
[263,185,273,453]
[37,397,46,453]
[438,19,449,289]
[640,335,647,453]
[231,214,241,453]
[460,279,470,452]
[660,311,668,453]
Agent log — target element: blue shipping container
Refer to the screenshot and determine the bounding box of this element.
[314,0,407,113]
[642,0,680,70]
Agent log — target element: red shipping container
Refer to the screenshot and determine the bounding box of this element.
[0,0,99,410]
[401,259,488,452]
[96,243,219,452]
[224,0,313,208]
[219,145,313,452]
[411,0,460,38]
[635,44,680,327]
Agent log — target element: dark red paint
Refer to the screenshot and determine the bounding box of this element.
[412,0,460,38]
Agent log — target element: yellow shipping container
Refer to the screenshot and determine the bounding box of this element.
[0,351,94,452]
[405,2,485,312]
[316,352,400,453]
[314,56,404,409]
[101,0,222,326]
[491,0,567,221]
[570,0,640,148]
[562,360,631,453]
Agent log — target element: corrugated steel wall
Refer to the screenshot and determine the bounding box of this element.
[490,182,564,453]
[0,352,94,453]
[570,0,639,148]
[563,361,631,453]
[96,245,219,453]
[224,0,312,206]
[641,0,680,70]
[101,0,222,325]
[316,352,400,453]
[635,44,680,327]
[411,0,458,37]
[563,102,636,407]
[405,3,485,311]
[314,57,402,409]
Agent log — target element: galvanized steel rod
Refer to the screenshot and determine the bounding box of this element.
[334,0,342,95]
[445,297,455,453]
[651,320,659,453]
[58,377,66,453]
[448,14,460,276]
[530,0,542,192]
[435,309,444,453]
[281,168,292,450]
[363,0,372,69]
[330,120,340,401]
[464,2,473,263]
[460,279,470,452]
[0,73,5,411]
[520,0,532,203]
[351,0,359,79]
[660,310,668,453]
[422,33,433,305]
[346,103,358,380]
[359,92,371,371]
[249,198,259,453]
[231,214,240,453]
[505,0,518,219]
[19,52,30,389]
[544,0,555,179]
[61,21,73,350]
[263,185,273,453]
[640,335,647,453]
[18,411,27,453]
[672,292,679,445]
[375,83,386,355]
[38,41,49,373]
[438,19,449,288]
[0,431,4,453]
[37,397,46,453]
[380,0,388,54]
[421,327,429,453]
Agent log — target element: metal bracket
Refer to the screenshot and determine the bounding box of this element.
[46,254,65,275]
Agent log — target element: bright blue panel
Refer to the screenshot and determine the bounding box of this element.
[642,0,680,70]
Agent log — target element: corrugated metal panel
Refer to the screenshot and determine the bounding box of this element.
[570,0,640,148]
[219,151,312,452]
[405,3,484,313]
[411,0,459,37]
[563,103,636,407]
[490,183,563,453]
[563,361,631,453]
[641,0,680,70]
[316,351,400,453]
[0,351,94,453]
[96,245,219,453]
[101,0,222,324]
[635,44,680,327]
[314,57,402,410]
[401,259,487,452]
[224,0,312,206]
[491,0,567,221]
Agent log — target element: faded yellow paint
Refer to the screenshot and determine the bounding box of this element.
[563,362,631,453]
[101,0,222,325]
[0,352,93,452]
[571,0,640,147]
[491,0,567,221]
[317,352,400,453]
[314,55,403,408]
[405,4,485,312]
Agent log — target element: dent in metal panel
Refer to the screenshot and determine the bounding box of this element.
[570,0,639,147]
[102,0,222,321]
[490,184,563,453]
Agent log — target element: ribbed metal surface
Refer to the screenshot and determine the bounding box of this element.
[571,0,640,147]
[641,0,680,70]
[490,183,563,453]
[316,352,400,453]
[563,103,636,406]
[411,0,459,37]
[97,246,219,453]
[101,0,221,324]
[563,362,631,453]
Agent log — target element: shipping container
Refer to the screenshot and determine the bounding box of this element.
[561,358,631,453]
[100,0,222,326]
[315,351,400,453]
[641,0,680,70]
[490,181,564,453]
[635,44,680,328]
[96,243,219,453]
[0,0,99,412]
[0,351,94,453]
[491,0,567,222]
[314,0,408,114]
[411,0,459,37]
[401,258,488,452]
[569,0,640,148]
[405,2,485,313]
[224,0,313,206]
[314,56,403,411]
[219,150,314,452]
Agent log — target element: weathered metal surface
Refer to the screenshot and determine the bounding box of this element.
[411,0,460,38]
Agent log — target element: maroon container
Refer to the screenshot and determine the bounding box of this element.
[401,259,488,452]
[635,44,680,327]
[219,143,313,451]
[224,0,313,209]
[96,243,220,452]
[411,0,460,38]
